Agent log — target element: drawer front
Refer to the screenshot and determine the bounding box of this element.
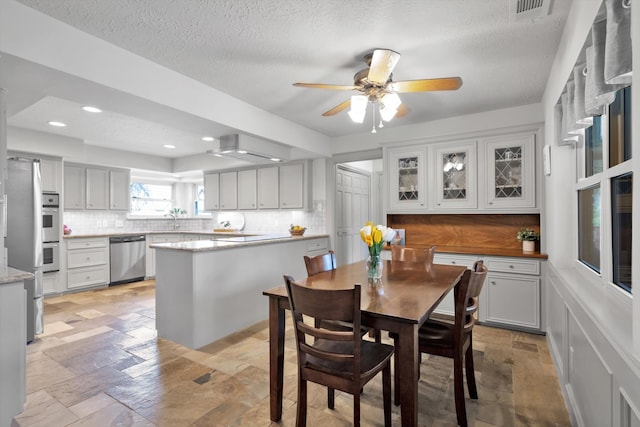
[485,257,540,276]
[66,238,107,250]
[152,235,182,244]
[67,248,108,268]
[307,238,328,253]
[67,266,109,289]
[433,254,478,268]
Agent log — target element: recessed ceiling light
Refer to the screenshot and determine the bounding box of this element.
[270,158,281,162]
[163,144,176,149]
[237,150,248,154]
[202,136,215,141]
[48,121,67,127]
[82,106,102,113]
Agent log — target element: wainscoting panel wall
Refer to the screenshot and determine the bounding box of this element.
[546,264,640,427]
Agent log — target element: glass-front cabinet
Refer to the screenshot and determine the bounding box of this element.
[483,133,536,209]
[388,147,427,211]
[433,140,477,209]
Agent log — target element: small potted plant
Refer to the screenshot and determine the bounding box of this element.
[517,228,540,252]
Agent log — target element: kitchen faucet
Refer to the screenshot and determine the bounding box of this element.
[165,213,179,230]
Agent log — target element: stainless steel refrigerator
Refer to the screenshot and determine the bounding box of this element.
[6,157,43,343]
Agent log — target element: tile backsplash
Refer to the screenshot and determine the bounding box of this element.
[63,201,326,236]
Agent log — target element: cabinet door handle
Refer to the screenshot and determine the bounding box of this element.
[491,281,496,285]
[509,265,514,269]
[451,261,456,264]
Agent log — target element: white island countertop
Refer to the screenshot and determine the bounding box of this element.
[0,266,34,285]
[153,233,330,348]
[150,233,328,252]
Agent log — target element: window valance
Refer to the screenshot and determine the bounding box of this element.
[557,0,632,146]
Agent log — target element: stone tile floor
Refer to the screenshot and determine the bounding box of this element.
[13,280,571,426]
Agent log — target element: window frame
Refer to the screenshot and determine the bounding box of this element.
[574,88,633,298]
[128,179,175,217]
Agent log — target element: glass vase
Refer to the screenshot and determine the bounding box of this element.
[366,254,383,280]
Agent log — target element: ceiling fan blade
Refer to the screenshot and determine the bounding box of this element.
[293,83,358,90]
[395,103,409,118]
[390,77,463,93]
[367,49,401,85]
[322,99,351,116]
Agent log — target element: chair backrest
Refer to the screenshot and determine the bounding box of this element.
[303,250,337,276]
[284,275,361,379]
[453,260,487,341]
[391,246,435,265]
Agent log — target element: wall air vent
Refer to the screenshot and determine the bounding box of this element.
[510,0,551,22]
[208,134,291,165]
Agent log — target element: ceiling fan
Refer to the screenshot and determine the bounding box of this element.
[293,49,462,131]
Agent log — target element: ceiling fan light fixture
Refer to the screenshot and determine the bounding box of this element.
[348,95,368,123]
[380,93,401,121]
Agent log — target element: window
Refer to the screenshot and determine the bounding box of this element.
[585,116,602,176]
[130,182,173,216]
[611,173,632,292]
[578,186,601,273]
[576,87,632,294]
[609,86,632,167]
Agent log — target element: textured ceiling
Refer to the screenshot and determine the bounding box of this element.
[5,0,571,159]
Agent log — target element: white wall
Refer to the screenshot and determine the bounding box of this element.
[541,1,640,426]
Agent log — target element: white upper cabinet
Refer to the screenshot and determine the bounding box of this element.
[279,163,304,209]
[432,140,478,210]
[385,130,538,213]
[219,171,238,210]
[237,169,257,210]
[258,167,279,209]
[40,158,62,194]
[63,164,85,210]
[387,146,427,212]
[204,173,220,211]
[109,170,130,211]
[203,161,309,212]
[482,132,536,210]
[86,168,109,210]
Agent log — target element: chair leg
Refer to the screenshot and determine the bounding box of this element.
[383,362,392,427]
[393,338,400,406]
[297,377,307,427]
[465,342,478,399]
[453,353,468,427]
[353,389,360,427]
[328,387,335,409]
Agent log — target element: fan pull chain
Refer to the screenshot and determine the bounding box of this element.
[371,103,377,134]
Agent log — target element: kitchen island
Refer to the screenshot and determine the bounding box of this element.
[152,234,329,348]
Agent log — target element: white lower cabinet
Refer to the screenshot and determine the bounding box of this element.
[306,238,329,257]
[42,272,59,295]
[146,234,183,277]
[432,254,479,316]
[480,256,541,331]
[66,238,109,289]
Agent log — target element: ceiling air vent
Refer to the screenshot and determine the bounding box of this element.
[510,0,552,22]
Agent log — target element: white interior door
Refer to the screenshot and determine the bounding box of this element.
[335,166,370,266]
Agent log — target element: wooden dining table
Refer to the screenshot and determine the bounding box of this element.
[262,259,467,427]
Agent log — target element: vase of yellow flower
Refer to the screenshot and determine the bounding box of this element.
[360,221,396,280]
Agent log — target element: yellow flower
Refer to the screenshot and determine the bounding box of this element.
[364,234,373,246]
[373,228,383,244]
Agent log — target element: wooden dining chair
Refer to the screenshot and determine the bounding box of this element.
[283,275,394,427]
[303,251,377,341]
[390,245,435,265]
[391,260,487,427]
[303,250,337,276]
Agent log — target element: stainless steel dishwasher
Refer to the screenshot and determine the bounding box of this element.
[109,235,146,285]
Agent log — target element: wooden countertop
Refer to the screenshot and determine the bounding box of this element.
[385,244,548,259]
